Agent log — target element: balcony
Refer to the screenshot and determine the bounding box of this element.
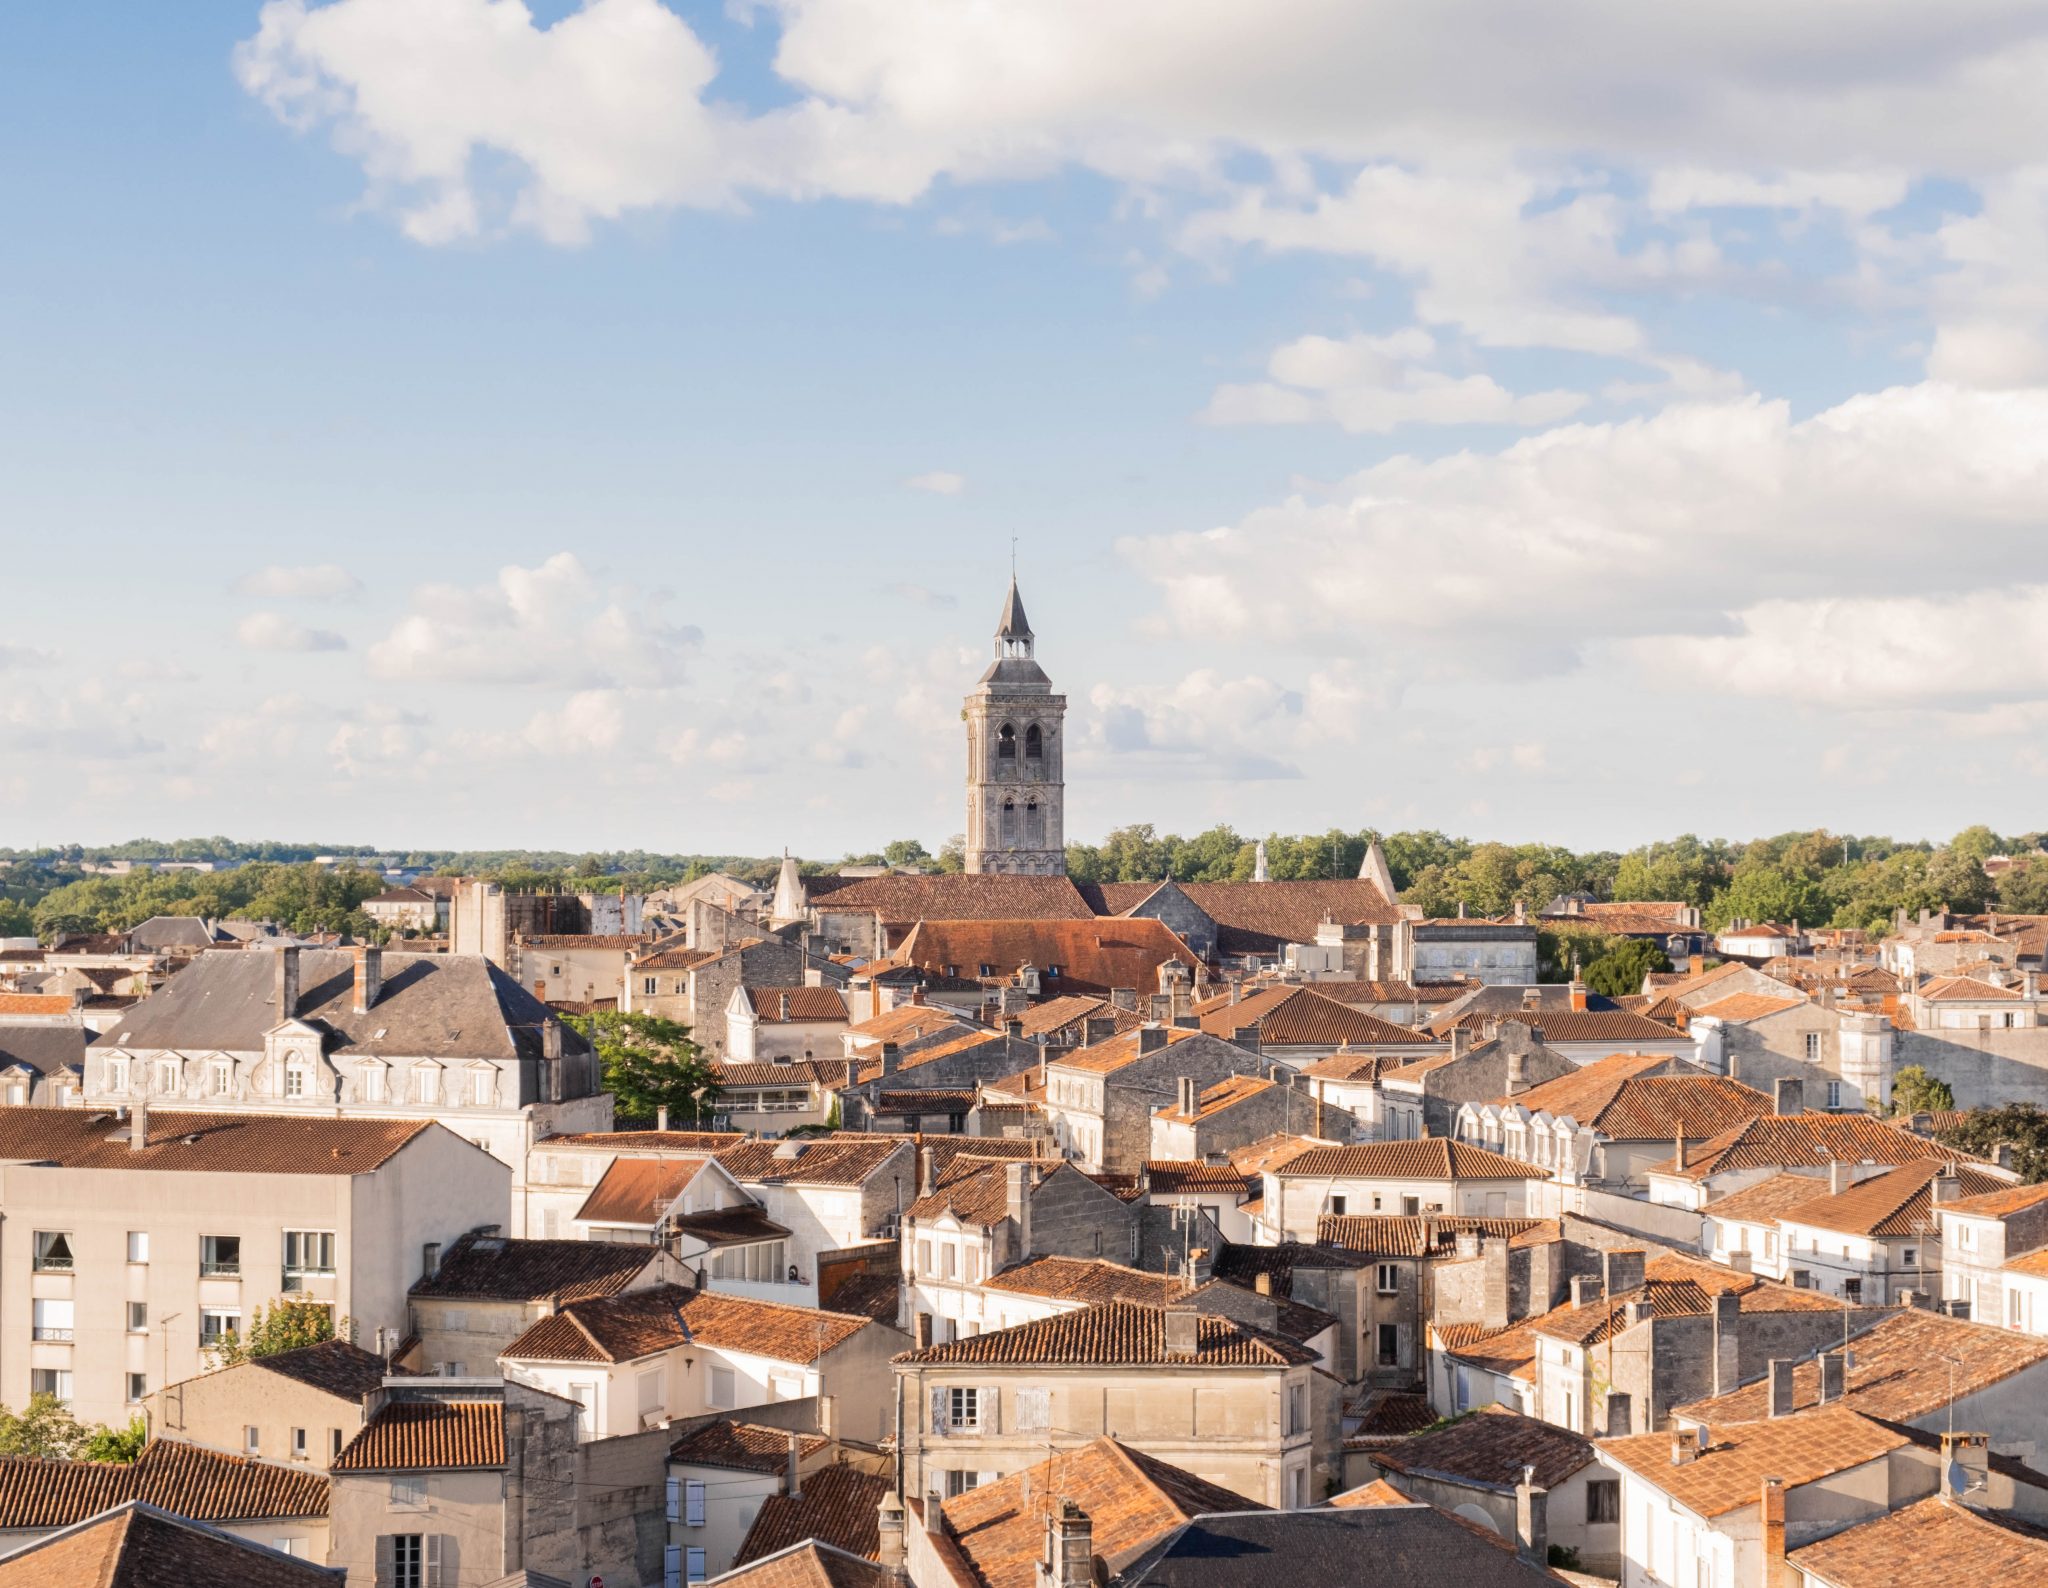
[31,1258,73,1274]
[200,1261,242,1278]
[32,1327,73,1342]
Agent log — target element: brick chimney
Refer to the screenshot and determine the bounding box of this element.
[1711,1291,1741,1395]
[1083,1016,1117,1045]
[275,946,301,1021]
[1761,1477,1786,1575]
[1450,1027,1472,1060]
[1039,1501,1093,1588]
[1828,1160,1852,1195]
[1568,979,1588,1013]
[1506,1051,1526,1096]
[352,945,383,1014]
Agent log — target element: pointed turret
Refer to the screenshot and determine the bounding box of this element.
[1360,837,1396,903]
[995,576,1033,649]
[769,849,806,929]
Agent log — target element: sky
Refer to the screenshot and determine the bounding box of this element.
[5,2,2048,858]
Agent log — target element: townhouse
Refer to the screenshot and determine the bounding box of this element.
[1375,1024,1574,1141]
[1934,1178,2048,1328]
[149,1338,390,1470]
[1643,1103,1993,1211]
[1769,1160,2004,1304]
[1259,1139,1550,1242]
[723,986,850,1064]
[1041,1026,1272,1173]
[1194,985,1437,1070]
[715,1136,917,1305]
[521,1128,743,1239]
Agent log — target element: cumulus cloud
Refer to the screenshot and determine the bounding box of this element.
[233,562,363,599]
[1130,382,2048,701]
[237,612,348,652]
[366,552,698,687]
[523,688,626,751]
[905,471,965,495]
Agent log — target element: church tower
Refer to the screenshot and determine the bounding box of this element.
[963,577,1067,875]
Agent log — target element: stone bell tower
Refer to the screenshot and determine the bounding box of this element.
[963,577,1067,875]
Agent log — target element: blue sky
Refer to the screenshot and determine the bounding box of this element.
[5,1,2048,857]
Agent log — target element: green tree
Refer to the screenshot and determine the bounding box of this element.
[1936,1104,2048,1185]
[561,1010,721,1126]
[0,899,31,937]
[1886,1065,1956,1118]
[1997,860,2048,916]
[208,1300,354,1368]
[1582,939,1673,997]
[83,1417,148,1463]
[882,839,931,868]
[0,1394,93,1460]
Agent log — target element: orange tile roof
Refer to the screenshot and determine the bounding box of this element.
[334,1400,503,1471]
[1009,994,1125,1037]
[1301,1050,1406,1083]
[0,1439,329,1528]
[717,1136,912,1187]
[1318,1214,1554,1257]
[840,1004,972,1045]
[1944,1180,2048,1218]
[905,1159,1051,1227]
[1699,1172,1838,1225]
[1199,987,1426,1048]
[541,1129,744,1151]
[413,1230,662,1303]
[1144,1160,1253,1196]
[1530,1254,1838,1348]
[744,986,851,1022]
[1373,1404,1592,1490]
[1677,1307,2048,1424]
[1328,1477,1412,1507]
[0,1503,341,1588]
[1782,1162,2006,1238]
[939,1437,1262,1588]
[668,1419,830,1474]
[1650,1112,1986,1180]
[1788,1492,2048,1585]
[804,873,1095,923]
[0,1107,432,1175]
[1051,1025,1199,1074]
[893,917,1200,995]
[0,993,73,1016]
[736,1463,891,1566]
[894,1299,1317,1367]
[1918,974,2022,1001]
[1600,1406,1908,1516]
[1155,1073,1276,1124]
[1169,878,1403,946]
[1275,1140,1550,1181]
[980,1255,1190,1307]
[712,1541,901,1588]
[1691,992,1808,1023]
[574,1155,709,1227]
[1493,1051,1747,1121]
[1226,1132,1336,1177]
[504,1283,873,1366]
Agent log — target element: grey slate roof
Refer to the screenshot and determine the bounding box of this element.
[0,1024,86,1077]
[1120,1507,1564,1586]
[90,950,587,1062]
[127,916,223,951]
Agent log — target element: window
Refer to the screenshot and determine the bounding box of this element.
[156,1060,179,1095]
[422,1242,441,1279]
[1843,1278,1863,1302]
[1826,1081,1845,1109]
[1902,1248,1917,1267]
[644,977,657,996]
[127,1302,147,1333]
[469,1069,493,1107]
[413,1066,440,1105]
[33,1231,74,1272]
[1563,1388,1576,1431]
[1805,1032,1822,1061]
[108,1057,130,1092]
[1587,1479,1621,1524]
[948,1387,982,1431]
[284,1062,307,1099]
[283,1230,336,1283]
[1606,1393,1633,1437]
[684,1478,706,1526]
[200,1309,241,1347]
[362,1065,386,1103]
[245,1426,261,1454]
[126,1373,146,1404]
[1401,1196,1420,1217]
[274,1538,306,1559]
[331,1430,344,1460]
[386,1534,424,1588]
[1377,1324,1398,1366]
[210,1061,233,1097]
[1330,1196,1347,1216]
[32,1299,74,1341]
[389,1477,427,1510]
[1376,1263,1399,1295]
[997,723,1016,760]
[201,1235,241,1277]
[1015,1387,1050,1432]
[943,1244,957,1279]
[1284,1382,1307,1436]
[917,1240,932,1275]
[31,1369,72,1403]
[292,1427,308,1459]
[1025,723,1043,760]
[1289,1467,1307,1509]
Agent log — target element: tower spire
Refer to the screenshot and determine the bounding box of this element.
[995,573,1033,654]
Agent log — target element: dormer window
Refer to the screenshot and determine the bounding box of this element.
[284,1062,308,1099]
[108,1057,131,1093]
[413,1065,440,1105]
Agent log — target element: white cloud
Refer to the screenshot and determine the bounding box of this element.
[233,562,364,599]
[523,688,625,751]
[237,612,348,652]
[367,551,698,686]
[1130,382,2048,704]
[905,470,965,495]
[1462,743,1549,774]
[1078,670,1318,780]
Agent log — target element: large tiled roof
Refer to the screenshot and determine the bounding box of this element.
[1051,1025,1200,1074]
[540,1129,744,1152]
[1490,1051,1711,1119]
[668,1419,830,1474]
[1690,992,1807,1023]
[1318,1214,1554,1257]
[894,1299,1316,1368]
[939,1438,1260,1588]
[0,1023,86,1078]
[1433,1006,1689,1044]
[334,1401,504,1472]
[0,1502,344,1588]
[414,1230,661,1301]
[1169,879,1402,948]
[1530,1253,1838,1348]
[1788,1493,2048,1585]
[851,1027,1009,1083]
[1676,1307,2048,1424]
[1155,1074,1275,1124]
[247,1340,396,1402]
[1275,1140,1550,1182]
[1781,1161,2006,1238]
[503,1284,875,1366]
[1650,1112,1987,1180]
[1199,987,1424,1048]
[713,1060,847,1088]
[1115,1505,1561,1587]
[1009,995,1126,1038]
[1600,1406,1909,1517]
[1373,1405,1592,1490]
[743,987,851,1023]
[1300,1050,1406,1083]
[904,1159,1047,1227]
[711,1540,902,1588]
[1918,974,2022,1001]
[893,918,1200,996]
[804,874,1095,922]
[717,1136,912,1188]
[981,1255,1190,1308]
[840,1004,971,1046]
[0,1440,329,1529]
[1943,1179,2048,1219]
[0,993,74,1016]
[1144,1160,1253,1196]
[0,1107,434,1175]
[735,1464,890,1567]
[93,948,584,1062]
[1344,1389,1438,1441]
[575,1155,710,1227]
[1699,1172,1838,1225]
[1227,1132,1334,1177]
[1327,1476,1413,1506]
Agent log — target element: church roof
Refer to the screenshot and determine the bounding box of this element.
[996,576,1032,640]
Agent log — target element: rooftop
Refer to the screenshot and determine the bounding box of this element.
[412,1229,661,1302]
[1274,1140,1551,1182]
[334,1400,504,1473]
[1117,1505,1564,1588]
[1650,1112,1987,1181]
[503,1284,875,1366]
[1198,987,1425,1048]
[980,1255,1189,1308]
[717,1137,912,1188]
[0,1107,436,1176]
[0,1440,329,1530]
[1048,1025,1199,1074]
[1155,1074,1276,1124]
[707,1540,900,1588]
[0,1501,344,1588]
[1787,1493,2048,1586]
[1599,1405,1910,1517]
[1780,1162,2007,1238]
[894,1298,1318,1368]
[734,1465,890,1569]
[743,986,851,1023]
[1493,1053,1770,1140]
[575,1156,711,1228]
[668,1421,831,1475]
[1372,1405,1592,1491]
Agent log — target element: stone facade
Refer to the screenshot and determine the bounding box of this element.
[963,578,1067,876]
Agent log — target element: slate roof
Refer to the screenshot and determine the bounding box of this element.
[0,1440,329,1529]
[735,1465,889,1566]
[894,1299,1317,1367]
[667,1420,830,1474]
[1675,1307,2048,1424]
[333,1401,504,1472]
[575,1156,711,1227]
[0,1501,345,1588]
[1371,1405,1592,1491]
[939,1438,1259,1588]
[1788,1493,2048,1585]
[981,1255,1190,1308]
[0,1023,86,1077]
[1118,1506,1566,1587]
[413,1230,662,1301]
[1600,1406,1908,1517]
[92,949,584,1062]
[1275,1140,1549,1182]
[0,1107,433,1175]
[503,1284,875,1366]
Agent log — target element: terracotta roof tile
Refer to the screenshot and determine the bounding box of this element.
[1300,1050,1406,1083]
[1328,1477,1412,1507]
[1169,879,1402,949]
[1691,992,1808,1023]
[541,1129,744,1151]
[713,1540,901,1588]
[504,1284,875,1366]
[0,1440,329,1529]
[1600,1405,1909,1517]
[0,1107,432,1175]
[0,993,73,1016]
[871,1090,977,1113]
[714,1060,847,1088]
[894,1298,1318,1367]
[1344,1389,1438,1440]
[1650,1112,1989,1181]
[575,1155,710,1227]
[1782,1162,2006,1238]
[1155,1073,1276,1124]
[1144,1160,1253,1196]
[893,918,1200,998]
[1430,1007,1689,1044]
[0,1502,343,1588]
[1226,1132,1334,1177]
[718,1137,911,1187]
[803,873,1095,923]
[1052,1025,1200,1074]
[1944,1179,2048,1218]
[1699,1173,1839,1225]
[1374,1405,1592,1490]
[1275,1140,1550,1182]
[248,1340,400,1402]
[1788,1492,2048,1585]
[841,1005,971,1046]
[735,1464,891,1566]
[668,1419,830,1474]
[1918,974,2022,1001]
[1199,987,1425,1048]
[981,1255,1190,1307]
[744,987,851,1023]
[1318,1214,1554,1257]
[334,1401,503,1472]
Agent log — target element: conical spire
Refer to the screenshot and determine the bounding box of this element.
[1359,837,1396,901]
[769,848,805,928]
[996,576,1032,643]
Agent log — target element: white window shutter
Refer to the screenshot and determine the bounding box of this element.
[666,1476,681,1522]
[981,1387,1000,1434]
[425,1533,447,1588]
[930,1385,949,1433]
[686,1479,706,1527]
[664,1544,683,1588]
[687,1546,708,1583]
[374,1534,395,1588]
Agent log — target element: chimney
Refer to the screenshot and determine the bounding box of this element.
[1506,1051,1526,1096]
[352,946,383,1013]
[1232,1026,1262,1057]
[1603,1249,1646,1298]
[1162,1307,1199,1356]
[920,1149,937,1198]
[1712,1292,1741,1395]
[1828,1160,1851,1195]
[1994,1143,2015,1172]
[1674,1130,1688,1172]
[1818,1351,1847,1403]
[1006,1017,1024,1039]
[1450,1027,1472,1060]
[275,946,301,1021]
[787,1432,803,1499]
[1768,1359,1796,1417]
[1932,1169,1960,1205]
[876,1494,906,1578]
[1689,953,1705,976]
[1941,1431,1989,1504]
[1773,1077,1803,1116]
[657,1105,669,1132]
[541,1018,562,1061]
[1671,1424,1705,1465]
[1569,1275,1600,1309]
[780,993,792,1022]
[1569,979,1588,1013]
[1176,1076,1197,1116]
[1083,1016,1117,1045]
[1482,1238,1511,1333]
[1514,1471,1548,1568]
[1138,1026,1168,1055]
[1111,987,1137,1012]
[1255,1272,1273,1296]
[1005,1163,1033,1253]
[1455,1229,1482,1259]
[129,1096,148,1153]
[1522,988,1541,1012]
[1761,1477,1785,1577]
[881,1042,901,1077]
[1042,1501,1093,1588]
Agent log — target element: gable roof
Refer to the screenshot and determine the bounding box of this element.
[412,1229,662,1302]
[980,1255,1190,1308]
[0,1107,435,1176]
[1650,1112,1987,1181]
[1599,1406,1909,1517]
[1690,992,1807,1023]
[1274,1140,1549,1182]
[0,1501,343,1588]
[1918,974,2022,1001]
[1699,1172,1839,1226]
[892,918,1200,996]
[0,1440,328,1530]
[803,874,1094,924]
[939,1438,1261,1588]
[333,1401,504,1473]
[1155,1074,1276,1124]
[1788,1493,2048,1586]
[246,1340,395,1402]
[742,987,851,1023]
[1779,1162,2007,1238]
[1050,1025,1201,1074]
[1199,987,1425,1048]
[894,1299,1317,1368]
[706,1540,901,1588]
[1169,879,1403,949]
[575,1156,710,1228]
[734,1464,890,1568]
[1118,1506,1565,1587]
[1317,1214,1554,1257]
[503,1284,876,1366]
[1372,1405,1592,1491]
[717,1137,911,1189]
[668,1420,831,1475]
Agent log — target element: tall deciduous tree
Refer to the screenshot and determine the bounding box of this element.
[561,1010,721,1125]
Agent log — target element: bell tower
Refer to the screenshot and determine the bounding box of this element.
[963,577,1067,875]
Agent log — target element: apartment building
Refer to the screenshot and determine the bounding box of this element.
[520,1129,743,1240]
[149,1338,391,1469]
[1259,1139,1549,1242]
[0,1108,506,1428]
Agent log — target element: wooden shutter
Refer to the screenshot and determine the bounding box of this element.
[664,1544,683,1588]
[666,1475,681,1522]
[374,1534,395,1588]
[425,1533,448,1588]
[929,1385,949,1433]
[980,1386,1000,1434]
[685,1479,706,1527]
